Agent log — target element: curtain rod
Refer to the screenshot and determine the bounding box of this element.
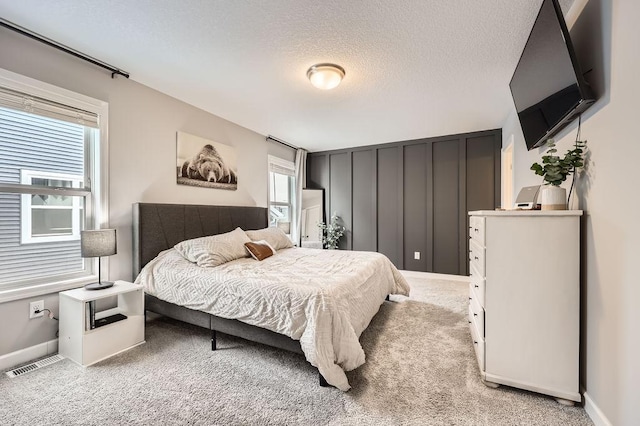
[0,19,130,79]
[266,135,298,150]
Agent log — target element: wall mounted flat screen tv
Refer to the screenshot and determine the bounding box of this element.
[509,0,595,150]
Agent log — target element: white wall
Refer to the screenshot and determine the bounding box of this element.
[0,27,296,357]
[503,0,639,424]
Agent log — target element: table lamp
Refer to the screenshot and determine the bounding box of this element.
[81,229,117,290]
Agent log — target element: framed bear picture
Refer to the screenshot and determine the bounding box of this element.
[176,131,238,190]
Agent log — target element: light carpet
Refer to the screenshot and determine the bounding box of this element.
[0,275,592,425]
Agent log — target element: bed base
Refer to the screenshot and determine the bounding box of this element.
[208,324,329,387]
[145,294,334,385]
[145,294,303,353]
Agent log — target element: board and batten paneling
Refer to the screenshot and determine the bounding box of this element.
[376,147,402,266]
[351,149,376,252]
[403,143,428,271]
[306,129,501,276]
[467,134,501,212]
[329,153,351,250]
[432,139,461,275]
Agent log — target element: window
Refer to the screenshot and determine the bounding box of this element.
[20,170,85,244]
[268,156,295,233]
[0,69,108,301]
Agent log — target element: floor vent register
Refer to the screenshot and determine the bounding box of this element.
[5,354,65,378]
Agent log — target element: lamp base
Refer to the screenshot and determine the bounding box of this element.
[84,281,114,290]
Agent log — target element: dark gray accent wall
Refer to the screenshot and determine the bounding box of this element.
[467,134,500,211]
[329,153,351,250]
[403,143,428,271]
[351,150,376,252]
[432,139,461,275]
[307,129,501,276]
[376,147,401,266]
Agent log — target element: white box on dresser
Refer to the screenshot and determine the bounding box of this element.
[468,210,582,404]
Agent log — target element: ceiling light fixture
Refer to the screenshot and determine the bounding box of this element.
[306,63,345,90]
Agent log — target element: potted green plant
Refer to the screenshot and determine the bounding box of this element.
[530,139,586,210]
[317,212,345,249]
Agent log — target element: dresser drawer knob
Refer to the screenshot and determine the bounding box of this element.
[473,313,478,316]
[474,284,479,288]
[474,228,479,232]
[473,340,478,345]
[474,256,479,260]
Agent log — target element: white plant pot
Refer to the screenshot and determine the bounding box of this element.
[540,186,567,210]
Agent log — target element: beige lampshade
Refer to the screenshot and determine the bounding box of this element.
[80,229,117,258]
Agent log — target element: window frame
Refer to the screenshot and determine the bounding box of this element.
[0,68,109,303]
[267,155,295,231]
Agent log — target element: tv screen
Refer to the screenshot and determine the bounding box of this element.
[509,0,594,150]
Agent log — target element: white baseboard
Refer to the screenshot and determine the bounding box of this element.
[400,270,470,283]
[0,339,59,371]
[584,392,613,426]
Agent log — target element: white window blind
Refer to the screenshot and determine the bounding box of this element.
[0,106,94,289]
[0,86,99,128]
[268,155,295,176]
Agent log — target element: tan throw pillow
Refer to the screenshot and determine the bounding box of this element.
[245,227,294,250]
[174,227,250,267]
[244,240,276,261]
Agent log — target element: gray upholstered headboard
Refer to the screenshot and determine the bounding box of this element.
[132,203,268,276]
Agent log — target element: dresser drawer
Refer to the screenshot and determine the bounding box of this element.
[469,289,485,338]
[469,238,486,277]
[469,265,486,308]
[469,215,486,246]
[469,311,485,372]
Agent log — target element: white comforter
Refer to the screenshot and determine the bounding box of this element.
[136,247,410,390]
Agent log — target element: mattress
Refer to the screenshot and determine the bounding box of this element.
[135,246,410,390]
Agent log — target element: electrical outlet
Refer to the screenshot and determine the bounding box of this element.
[29,300,44,319]
[414,251,421,260]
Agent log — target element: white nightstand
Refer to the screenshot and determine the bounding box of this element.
[59,281,145,366]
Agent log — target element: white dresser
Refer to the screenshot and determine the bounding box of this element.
[468,210,582,403]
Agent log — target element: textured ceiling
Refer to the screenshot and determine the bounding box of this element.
[0,0,574,151]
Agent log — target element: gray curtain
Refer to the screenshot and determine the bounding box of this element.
[292,148,307,246]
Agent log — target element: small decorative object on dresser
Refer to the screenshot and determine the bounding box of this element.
[59,281,145,366]
[530,136,586,210]
[468,210,582,405]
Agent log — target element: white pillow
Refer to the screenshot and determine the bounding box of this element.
[245,227,294,250]
[174,227,250,267]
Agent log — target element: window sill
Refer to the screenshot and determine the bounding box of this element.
[0,276,98,304]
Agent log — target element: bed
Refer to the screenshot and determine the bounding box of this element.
[133,202,409,390]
